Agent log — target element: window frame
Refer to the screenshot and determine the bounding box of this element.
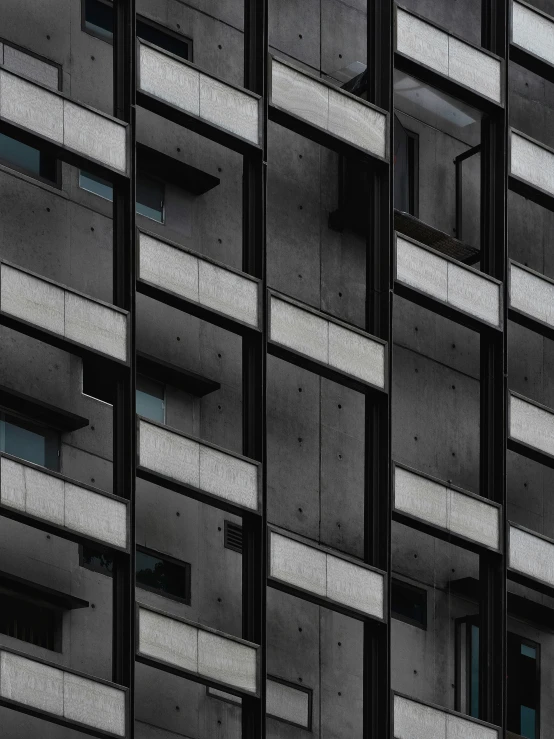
[0,590,63,652]
[390,577,427,630]
[0,410,60,472]
[78,169,167,224]
[135,545,191,606]
[136,373,166,424]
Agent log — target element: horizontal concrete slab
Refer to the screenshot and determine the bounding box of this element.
[393,694,499,739]
[511,130,554,197]
[3,44,59,90]
[509,393,554,458]
[271,57,387,158]
[510,262,554,329]
[509,525,554,589]
[512,0,554,67]
[0,263,128,361]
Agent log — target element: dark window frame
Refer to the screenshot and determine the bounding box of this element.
[78,168,166,224]
[391,577,427,630]
[0,410,60,471]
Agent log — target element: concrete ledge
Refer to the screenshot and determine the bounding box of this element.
[509,524,554,590]
[510,129,554,198]
[509,392,554,459]
[393,693,499,739]
[512,0,554,68]
[510,261,554,329]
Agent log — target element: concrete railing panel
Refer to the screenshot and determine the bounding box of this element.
[509,525,554,589]
[511,130,554,197]
[393,694,499,739]
[1,44,59,90]
[512,0,554,67]
[510,262,554,329]
[509,393,554,458]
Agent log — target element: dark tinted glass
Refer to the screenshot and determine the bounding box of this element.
[84,0,113,40]
[137,19,190,60]
[508,633,539,739]
[136,549,190,602]
[0,133,57,184]
[136,375,165,423]
[1,413,59,470]
[81,545,114,575]
[391,579,427,628]
[136,175,164,223]
[0,593,62,651]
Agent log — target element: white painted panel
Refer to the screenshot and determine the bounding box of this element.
[0,457,25,511]
[512,1,554,67]
[138,420,200,489]
[63,673,125,737]
[510,263,554,327]
[24,464,64,526]
[63,101,127,173]
[511,131,554,196]
[394,466,448,530]
[509,525,554,588]
[1,265,65,335]
[3,46,59,90]
[0,70,63,142]
[393,694,446,739]
[0,652,63,717]
[64,292,127,361]
[139,233,199,302]
[396,237,448,302]
[448,37,501,103]
[328,322,385,387]
[199,445,258,510]
[510,394,554,457]
[396,9,449,75]
[139,44,200,115]
[447,489,499,550]
[267,680,310,728]
[270,296,328,364]
[138,607,198,673]
[271,60,329,128]
[327,89,386,158]
[269,531,327,596]
[198,261,258,327]
[200,75,259,144]
[447,263,500,326]
[326,555,384,618]
[198,630,257,693]
[65,484,127,549]
[446,713,498,739]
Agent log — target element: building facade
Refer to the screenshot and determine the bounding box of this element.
[0,0,553,737]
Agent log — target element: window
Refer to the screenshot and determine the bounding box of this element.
[80,545,114,576]
[394,116,419,217]
[0,133,58,186]
[82,0,192,60]
[0,592,62,651]
[0,412,59,470]
[79,170,165,223]
[391,578,427,629]
[136,374,165,423]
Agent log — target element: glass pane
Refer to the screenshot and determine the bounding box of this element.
[521,644,537,659]
[2,415,58,470]
[136,174,164,223]
[470,624,479,718]
[136,374,165,423]
[0,133,56,183]
[81,545,114,576]
[136,549,189,601]
[521,706,536,739]
[79,170,114,201]
[84,0,113,41]
[391,579,427,628]
[137,19,190,60]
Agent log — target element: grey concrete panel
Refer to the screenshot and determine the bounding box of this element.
[64,292,128,361]
[63,101,127,173]
[328,88,387,158]
[447,263,500,326]
[394,466,448,530]
[446,714,498,739]
[22,463,65,526]
[198,260,259,327]
[197,630,257,693]
[269,531,327,596]
[138,607,198,673]
[447,488,499,550]
[396,8,449,75]
[328,322,385,387]
[0,70,63,142]
[64,483,127,549]
[510,394,554,457]
[0,264,65,335]
[198,445,258,511]
[0,457,26,512]
[268,0,321,69]
[199,75,259,144]
[510,263,554,327]
[271,60,329,128]
[396,237,448,302]
[512,1,554,67]
[63,673,126,737]
[447,37,501,103]
[3,45,59,90]
[138,420,200,489]
[270,296,329,364]
[0,651,63,717]
[326,555,384,618]
[266,679,310,727]
[509,525,554,588]
[139,44,200,116]
[139,233,199,302]
[394,694,446,739]
[511,130,554,196]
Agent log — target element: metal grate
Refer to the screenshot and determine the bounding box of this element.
[224,521,243,553]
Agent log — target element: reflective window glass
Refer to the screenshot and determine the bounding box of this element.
[0,413,59,470]
[0,133,58,185]
[79,170,165,223]
[136,548,191,603]
[136,375,165,423]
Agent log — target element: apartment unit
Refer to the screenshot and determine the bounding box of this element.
[0,0,553,737]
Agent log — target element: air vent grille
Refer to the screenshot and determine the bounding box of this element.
[224,521,243,553]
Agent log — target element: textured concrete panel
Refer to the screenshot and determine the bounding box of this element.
[1,265,65,335]
[271,60,329,128]
[511,131,554,196]
[448,37,501,103]
[394,694,446,739]
[396,9,449,75]
[139,44,200,115]
[510,263,554,327]
[512,1,554,67]
[63,101,127,173]
[199,445,258,510]
[64,292,127,361]
[446,714,498,739]
[24,464,64,526]
[447,263,500,326]
[394,466,448,530]
[447,489,499,550]
[327,89,386,158]
[138,607,198,672]
[139,420,200,489]
[270,296,328,364]
[510,394,554,457]
[198,630,257,693]
[200,76,259,144]
[267,679,309,727]
[139,233,199,302]
[63,673,126,737]
[396,237,448,302]
[0,70,63,142]
[64,484,127,549]
[509,525,554,588]
[0,457,25,511]
[198,261,258,327]
[269,531,327,596]
[3,46,59,90]
[328,322,385,387]
[0,652,63,716]
[326,555,384,618]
